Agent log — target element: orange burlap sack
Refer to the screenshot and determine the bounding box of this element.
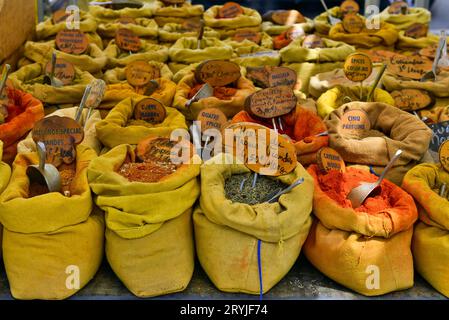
[231,106,328,165]
[0,87,44,164]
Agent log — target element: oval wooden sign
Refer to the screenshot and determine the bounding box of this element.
[419,45,437,59]
[404,23,428,39]
[271,10,306,25]
[317,147,346,173]
[116,16,137,25]
[388,1,408,14]
[195,60,241,87]
[286,26,305,41]
[342,13,364,34]
[246,66,297,89]
[232,30,262,44]
[197,108,227,132]
[218,2,244,19]
[32,116,84,166]
[134,98,167,124]
[340,109,371,135]
[55,30,89,55]
[391,89,435,111]
[45,58,75,86]
[439,140,449,172]
[245,85,297,119]
[224,122,298,176]
[182,19,202,31]
[361,49,396,63]
[302,34,325,49]
[52,9,70,24]
[344,53,373,82]
[136,136,194,165]
[387,54,432,80]
[115,28,141,52]
[340,0,360,14]
[126,60,161,87]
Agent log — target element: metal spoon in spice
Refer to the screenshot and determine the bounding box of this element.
[265,177,305,203]
[421,36,446,82]
[26,142,62,193]
[43,52,64,88]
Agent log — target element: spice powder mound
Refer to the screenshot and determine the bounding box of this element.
[118,160,179,183]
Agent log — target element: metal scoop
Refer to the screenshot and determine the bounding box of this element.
[437,31,449,69]
[197,20,205,49]
[347,149,403,208]
[0,64,11,98]
[421,36,446,82]
[185,83,213,108]
[26,142,62,193]
[43,52,64,88]
[265,177,305,203]
[320,0,340,26]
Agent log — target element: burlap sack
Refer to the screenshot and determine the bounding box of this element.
[379,7,431,31]
[89,1,160,21]
[396,32,441,50]
[232,50,281,68]
[172,63,200,83]
[97,18,158,40]
[261,18,314,36]
[154,2,203,18]
[402,163,449,298]
[96,95,186,148]
[36,11,97,40]
[173,72,256,120]
[325,102,433,185]
[280,38,355,64]
[158,23,220,43]
[313,7,344,35]
[329,21,399,48]
[23,41,108,74]
[103,61,172,84]
[214,26,263,40]
[194,154,313,294]
[168,37,234,64]
[0,145,104,300]
[203,5,262,30]
[9,63,95,105]
[0,142,12,260]
[316,85,395,118]
[225,32,273,51]
[383,71,449,98]
[104,40,168,68]
[88,145,200,297]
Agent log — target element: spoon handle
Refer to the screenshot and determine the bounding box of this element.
[36,142,47,171]
[367,64,387,102]
[0,64,11,97]
[376,149,403,187]
[433,37,445,75]
[50,52,57,80]
[268,177,305,203]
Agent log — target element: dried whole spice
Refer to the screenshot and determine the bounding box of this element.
[28,181,50,198]
[27,162,76,198]
[188,84,237,101]
[118,160,179,183]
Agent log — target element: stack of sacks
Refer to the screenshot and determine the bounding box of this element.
[153,1,204,26]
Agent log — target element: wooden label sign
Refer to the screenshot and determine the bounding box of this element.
[303,34,325,49]
[137,136,194,164]
[340,109,371,134]
[391,89,434,111]
[52,10,70,24]
[387,54,432,80]
[388,1,408,14]
[429,120,449,153]
[245,86,297,119]
[232,30,262,44]
[340,0,360,14]
[134,98,166,124]
[286,26,305,41]
[342,14,364,34]
[224,122,298,176]
[197,108,227,132]
[404,23,428,39]
[361,49,396,63]
[195,60,241,87]
[419,45,437,59]
[271,10,306,25]
[181,19,202,31]
[115,28,141,52]
[116,16,137,25]
[126,60,161,87]
[317,147,346,173]
[55,30,89,55]
[32,116,84,166]
[439,140,449,172]
[246,66,297,89]
[44,58,75,86]
[218,2,244,19]
[344,53,373,82]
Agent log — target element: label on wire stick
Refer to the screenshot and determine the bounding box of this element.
[197,108,227,132]
[344,53,373,82]
[56,30,89,55]
[317,147,346,173]
[218,2,244,19]
[116,28,141,52]
[342,14,364,34]
[44,58,75,86]
[340,109,371,134]
[195,60,241,87]
[126,60,161,87]
[245,86,297,118]
[134,98,167,124]
[271,10,306,25]
[439,140,449,172]
[340,0,360,14]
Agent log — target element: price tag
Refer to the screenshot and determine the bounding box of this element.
[116,16,137,25]
[391,89,434,111]
[387,54,432,80]
[195,60,241,87]
[317,147,346,173]
[340,109,371,134]
[134,98,167,124]
[218,2,244,19]
[342,14,364,34]
[286,26,305,41]
[429,120,449,154]
[136,136,194,164]
[126,60,161,87]
[32,116,84,166]
[340,0,360,15]
[419,45,437,59]
[52,10,70,24]
[115,28,141,52]
[245,85,297,119]
[271,10,306,25]
[439,140,449,172]
[388,1,408,14]
[246,66,297,89]
[197,108,227,132]
[55,30,89,55]
[360,49,396,63]
[344,53,373,82]
[404,23,428,39]
[224,122,298,176]
[232,30,262,44]
[302,34,325,49]
[44,58,75,86]
[181,19,202,31]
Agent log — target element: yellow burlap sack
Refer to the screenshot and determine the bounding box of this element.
[158,23,220,43]
[325,102,433,185]
[104,40,168,68]
[261,18,314,36]
[173,72,256,120]
[154,2,203,18]
[204,5,262,30]
[225,32,273,51]
[9,63,95,105]
[103,61,172,84]
[280,38,355,64]
[214,26,262,40]
[194,154,313,294]
[314,7,345,35]
[89,1,160,21]
[168,37,234,64]
[0,142,12,260]
[87,145,200,297]
[97,18,158,40]
[329,22,399,48]
[96,96,187,148]
[379,7,431,31]
[316,85,394,118]
[23,41,108,74]
[396,32,441,50]
[36,11,97,40]
[383,71,449,98]
[100,77,177,109]
[172,63,199,83]
[402,163,449,297]
[232,50,281,68]
[282,62,344,94]
[0,145,104,300]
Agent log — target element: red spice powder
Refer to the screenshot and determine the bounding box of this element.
[188,84,237,101]
[273,32,292,50]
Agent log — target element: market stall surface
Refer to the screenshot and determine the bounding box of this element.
[0,257,444,300]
